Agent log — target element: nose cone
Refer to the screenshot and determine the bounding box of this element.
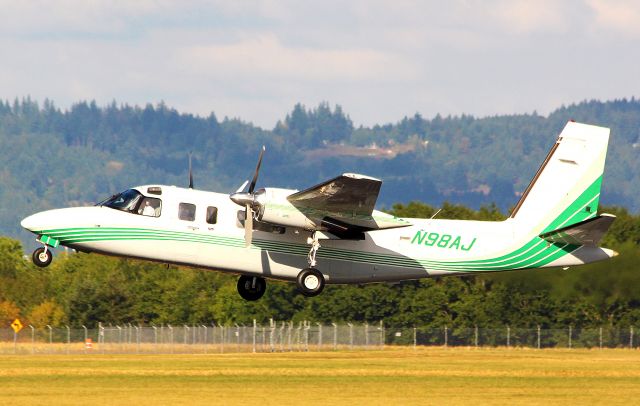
[21,213,41,232]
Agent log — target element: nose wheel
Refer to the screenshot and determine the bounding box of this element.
[237,275,266,301]
[32,246,53,268]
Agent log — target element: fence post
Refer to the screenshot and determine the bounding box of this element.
[117,325,123,352]
[135,326,140,354]
[184,325,189,345]
[46,325,52,354]
[168,325,173,354]
[252,319,256,353]
[30,325,35,355]
[365,322,369,348]
[235,323,240,351]
[380,320,384,349]
[474,325,478,348]
[599,327,603,349]
[537,325,541,349]
[568,326,572,349]
[268,319,273,352]
[221,325,224,354]
[82,325,88,354]
[444,325,448,348]
[100,323,105,354]
[332,323,338,351]
[348,323,353,350]
[304,321,309,352]
[413,327,417,350]
[66,325,70,355]
[630,326,634,349]
[203,325,208,354]
[152,325,158,354]
[317,323,322,349]
[507,326,510,348]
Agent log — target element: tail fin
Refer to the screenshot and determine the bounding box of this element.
[510,121,610,234]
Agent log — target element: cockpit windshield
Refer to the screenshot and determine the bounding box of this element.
[98,189,162,217]
[100,189,143,213]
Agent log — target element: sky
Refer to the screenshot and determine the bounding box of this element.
[1,0,639,128]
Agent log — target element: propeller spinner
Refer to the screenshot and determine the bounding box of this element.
[230,146,265,247]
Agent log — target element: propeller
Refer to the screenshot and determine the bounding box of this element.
[230,146,266,247]
[188,152,194,189]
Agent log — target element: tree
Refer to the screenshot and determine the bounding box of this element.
[0,300,20,327]
[27,300,66,327]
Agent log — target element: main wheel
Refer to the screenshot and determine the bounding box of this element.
[32,247,53,268]
[296,268,325,297]
[237,275,266,301]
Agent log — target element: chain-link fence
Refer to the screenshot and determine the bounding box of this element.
[0,323,638,354]
[0,320,386,355]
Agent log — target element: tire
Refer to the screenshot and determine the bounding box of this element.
[237,275,266,301]
[32,247,53,268]
[296,268,325,297]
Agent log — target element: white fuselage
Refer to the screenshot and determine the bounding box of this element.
[20,184,615,284]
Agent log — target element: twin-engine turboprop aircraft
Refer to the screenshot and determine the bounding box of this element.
[21,121,617,300]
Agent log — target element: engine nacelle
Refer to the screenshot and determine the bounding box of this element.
[255,188,317,230]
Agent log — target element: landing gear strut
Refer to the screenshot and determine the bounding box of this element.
[237,275,266,301]
[296,232,325,297]
[32,246,53,268]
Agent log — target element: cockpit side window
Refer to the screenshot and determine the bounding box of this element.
[179,203,196,221]
[138,197,162,217]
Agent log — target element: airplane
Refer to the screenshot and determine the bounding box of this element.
[20,121,617,301]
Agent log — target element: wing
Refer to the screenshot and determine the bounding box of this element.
[287,173,411,235]
[539,214,616,246]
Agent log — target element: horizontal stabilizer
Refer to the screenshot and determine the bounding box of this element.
[539,214,616,246]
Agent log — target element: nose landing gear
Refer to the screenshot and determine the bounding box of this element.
[32,246,53,268]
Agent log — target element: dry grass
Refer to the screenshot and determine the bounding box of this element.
[2,347,640,405]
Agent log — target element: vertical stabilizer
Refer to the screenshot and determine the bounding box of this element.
[510,122,610,234]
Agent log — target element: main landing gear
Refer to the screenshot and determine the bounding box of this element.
[296,232,325,297]
[236,232,327,300]
[32,246,53,268]
[237,275,266,301]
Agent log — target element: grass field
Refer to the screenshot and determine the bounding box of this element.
[2,347,640,405]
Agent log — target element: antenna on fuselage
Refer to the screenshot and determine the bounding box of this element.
[188,152,194,189]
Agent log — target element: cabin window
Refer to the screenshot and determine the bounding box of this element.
[206,206,218,224]
[138,197,162,217]
[178,203,196,221]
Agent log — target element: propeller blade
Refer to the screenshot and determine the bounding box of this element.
[248,146,265,194]
[244,204,253,247]
[188,152,194,189]
[235,180,249,193]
